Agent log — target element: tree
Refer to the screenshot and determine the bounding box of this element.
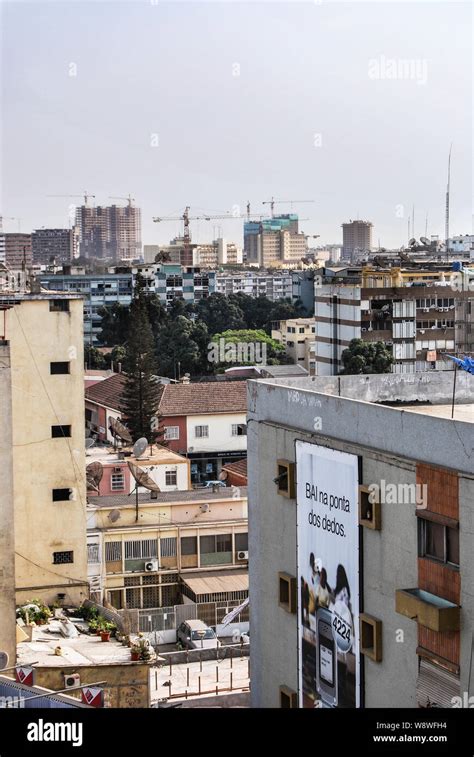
[195,293,246,335]
[156,315,209,379]
[210,329,288,368]
[340,339,393,375]
[97,302,130,346]
[121,282,161,441]
[84,345,106,369]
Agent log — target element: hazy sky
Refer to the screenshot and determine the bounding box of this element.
[1,0,472,249]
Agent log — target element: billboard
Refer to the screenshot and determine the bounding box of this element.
[296,441,360,708]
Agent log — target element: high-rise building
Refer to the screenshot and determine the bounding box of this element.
[4,233,33,269]
[342,220,373,261]
[244,215,307,267]
[0,290,88,605]
[75,203,141,261]
[32,228,78,265]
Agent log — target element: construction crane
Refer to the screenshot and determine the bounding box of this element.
[108,195,135,206]
[47,191,96,206]
[153,206,269,265]
[262,197,315,217]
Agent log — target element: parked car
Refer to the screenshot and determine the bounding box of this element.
[177,619,219,649]
[204,480,226,488]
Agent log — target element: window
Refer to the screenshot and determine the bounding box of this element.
[164,426,179,441]
[231,423,247,436]
[165,470,177,486]
[51,425,71,438]
[195,425,209,438]
[160,537,177,557]
[111,473,125,491]
[105,541,122,562]
[235,533,248,552]
[418,519,459,567]
[278,572,297,614]
[53,551,73,564]
[181,536,197,555]
[52,488,71,502]
[200,534,232,554]
[50,362,70,375]
[49,299,70,312]
[87,544,100,563]
[124,539,157,559]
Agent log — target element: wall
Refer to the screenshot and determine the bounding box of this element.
[248,377,474,709]
[186,413,247,454]
[161,415,187,454]
[7,297,88,606]
[33,662,150,708]
[0,343,17,666]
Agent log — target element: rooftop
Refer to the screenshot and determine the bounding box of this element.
[17,623,134,668]
[85,372,126,410]
[86,443,189,467]
[88,485,247,508]
[158,380,247,416]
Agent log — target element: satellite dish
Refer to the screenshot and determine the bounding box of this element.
[420,236,430,245]
[219,470,228,481]
[85,438,94,450]
[133,437,148,459]
[86,462,103,492]
[408,237,417,246]
[108,509,121,523]
[109,417,132,445]
[128,461,161,493]
[0,651,8,670]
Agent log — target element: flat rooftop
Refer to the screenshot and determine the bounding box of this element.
[403,403,474,423]
[17,623,134,668]
[88,486,247,508]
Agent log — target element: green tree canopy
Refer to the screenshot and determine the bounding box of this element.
[340,339,393,375]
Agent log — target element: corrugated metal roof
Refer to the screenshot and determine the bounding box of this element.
[182,571,249,596]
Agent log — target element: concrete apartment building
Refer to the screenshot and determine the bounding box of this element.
[145,238,242,268]
[75,202,142,261]
[248,371,474,708]
[154,264,216,307]
[314,285,361,375]
[0,291,88,607]
[244,215,307,267]
[342,220,373,262]
[271,317,316,374]
[216,271,293,301]
[32,228,78,265]
[4,233,33,269]
[86,485,248,613]
[0,338,16,666]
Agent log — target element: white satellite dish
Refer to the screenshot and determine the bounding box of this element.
[133,437,148,459]
[85,438,94,450]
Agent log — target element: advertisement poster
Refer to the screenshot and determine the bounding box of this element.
[296,441,360,708]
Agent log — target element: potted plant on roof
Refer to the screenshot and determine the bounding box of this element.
[130,641,141,661]
[99,621,114,643]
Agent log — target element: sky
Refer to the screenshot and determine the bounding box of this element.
[1,0,472,249]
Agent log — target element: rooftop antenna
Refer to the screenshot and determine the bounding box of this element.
[412,204,415,240]
[86,461,103,494]
[445,143,452,259]
[128,458,161,522]
[108,417,132,448]
[425,212,428,239]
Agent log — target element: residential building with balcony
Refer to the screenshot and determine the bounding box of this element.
[271,318,316,374]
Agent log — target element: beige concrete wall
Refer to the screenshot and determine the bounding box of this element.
[34,662,150,708]
[7,298,88,605]
[0,343,17,665]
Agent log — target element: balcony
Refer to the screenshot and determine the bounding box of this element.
[395,588,460,632]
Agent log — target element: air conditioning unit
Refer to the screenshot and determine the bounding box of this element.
[64,673,80,689]
[144,560,159,572]
[237,551,249,561]
[423,308,429,313]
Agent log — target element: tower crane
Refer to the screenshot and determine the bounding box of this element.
[47,191,96,206]
[108,195,135,206]
[153,206,269,265]
[262,197,315,217]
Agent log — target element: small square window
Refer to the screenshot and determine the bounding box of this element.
[278,572,296,614]
[279,686,298,708]
[359,486,381,530]
[49,299,70,312]
[51,425,71,438]
[50,362,70,375]
[360,613,382,662]
[52,488,71,502]
[276,460,295,499]
[165,470,177,486]
[53,550,74,564]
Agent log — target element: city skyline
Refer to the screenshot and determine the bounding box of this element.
[2,1,472,249]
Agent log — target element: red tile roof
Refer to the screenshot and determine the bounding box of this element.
[222,458,248,482]
[158,381,248,416]
[85,373,126,410]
